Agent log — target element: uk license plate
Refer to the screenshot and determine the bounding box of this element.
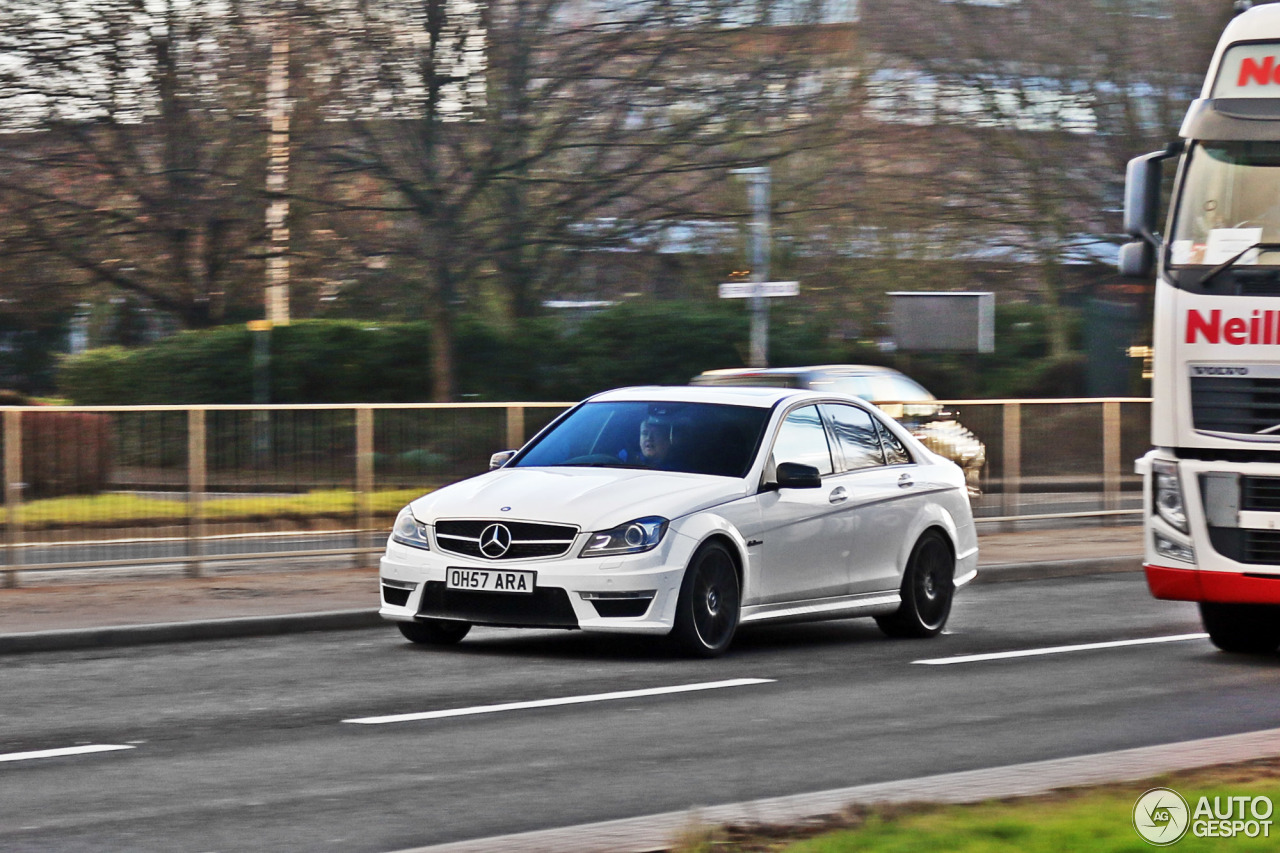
[446,568,535,594]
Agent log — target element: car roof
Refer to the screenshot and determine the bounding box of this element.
[696,364,905,379]
[589,384,818,408]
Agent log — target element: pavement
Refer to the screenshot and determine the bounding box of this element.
[0,523,1144,653]
[402,727,1280,853]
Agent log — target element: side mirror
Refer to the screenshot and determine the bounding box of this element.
[775,461,822,489]
[1118,240,1154,278]
[489,450,517,470]
[1123,151,1164,241]
[1121,142,1182,270]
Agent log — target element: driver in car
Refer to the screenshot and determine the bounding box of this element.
[638,415,674,467]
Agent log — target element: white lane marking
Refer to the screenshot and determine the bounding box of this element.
[343,678,775,725]
[0,744,135,764]
[913,633,1211,666]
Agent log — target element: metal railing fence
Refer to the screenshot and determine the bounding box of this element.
[0,398,1149,584]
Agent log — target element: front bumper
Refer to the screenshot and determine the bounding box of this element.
[1145,564,1280,604]
[1139,451,1280,601]
[379,534,695,635]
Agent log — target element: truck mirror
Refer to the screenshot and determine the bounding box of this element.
[1124,152,1163,242]
[1118,240,1153,278]
[1123,143,1183,246]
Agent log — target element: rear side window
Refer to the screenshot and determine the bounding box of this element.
[828,376,875,400]
[869,374,934,402]
[821,403,884,471]
[876,418,912,465]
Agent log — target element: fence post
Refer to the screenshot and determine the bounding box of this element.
[4,410,22,588]
[506,405,525,451]
[356,406,374,565]
[1103,400,1121,513]
[188,408,207,578]
[1002,402,1022,518]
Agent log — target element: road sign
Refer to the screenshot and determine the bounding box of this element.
[718,281,800,299]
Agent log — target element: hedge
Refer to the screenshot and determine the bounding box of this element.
[56,302,1083,405]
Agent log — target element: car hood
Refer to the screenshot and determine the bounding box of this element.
[409,467,748,531]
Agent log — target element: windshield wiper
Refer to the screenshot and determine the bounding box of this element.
[1198,242,1280,288]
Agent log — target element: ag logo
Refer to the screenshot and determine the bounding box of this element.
[1134,787,1190,846]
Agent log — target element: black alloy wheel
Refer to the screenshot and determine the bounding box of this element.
[876,529,955,639]
[673,541,741,657]
[398,618,472,646]
[1200,602,1280,654]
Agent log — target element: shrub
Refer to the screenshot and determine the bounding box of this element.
[21,410,113,498]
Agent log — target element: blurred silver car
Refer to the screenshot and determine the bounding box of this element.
[691,365,986,494]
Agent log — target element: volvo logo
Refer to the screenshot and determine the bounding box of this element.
[478,523,513,558]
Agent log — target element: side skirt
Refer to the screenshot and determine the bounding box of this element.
[740,592,901,625]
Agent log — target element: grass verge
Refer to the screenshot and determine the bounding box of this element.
[674,759,1280,852]
[5,488,430,529]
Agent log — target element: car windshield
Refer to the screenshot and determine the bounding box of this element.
[514,401,772,478]
[1170,140,1280,267]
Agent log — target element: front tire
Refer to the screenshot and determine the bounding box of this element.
[672,541,740,657]
[398,619,471,646]
[876,530,955,639]
[1200,603,1280,654]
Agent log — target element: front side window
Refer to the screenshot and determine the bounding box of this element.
[821,403,885,471]
[771,405,834,475]
[1169,141,1280,268]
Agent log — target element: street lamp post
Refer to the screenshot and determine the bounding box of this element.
[732,167,771,367]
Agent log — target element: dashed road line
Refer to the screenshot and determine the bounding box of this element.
[0,744,135,764]
[913,633,1210,666]
[343,677,775,725]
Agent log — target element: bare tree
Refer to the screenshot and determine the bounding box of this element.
[857,0,1229,357]
[0,0,273,328]
[304,0,860,398]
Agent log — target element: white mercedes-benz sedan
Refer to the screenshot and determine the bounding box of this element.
[379,385,978,656]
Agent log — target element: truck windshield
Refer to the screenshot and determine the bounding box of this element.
[1170,141,1280,267]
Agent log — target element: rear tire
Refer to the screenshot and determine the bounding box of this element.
[876,530,955,639]
[672,541,740,657]
[1200,603,1280,654]
[398,619,471,646]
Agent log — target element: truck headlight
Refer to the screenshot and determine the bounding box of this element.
[1153,531,1194,564]
[581,516,668,557]
[1153,460,1188,533]
[392,506,431,550]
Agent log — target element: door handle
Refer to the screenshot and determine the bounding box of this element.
[898,473,914,489]
[828,486,848,504]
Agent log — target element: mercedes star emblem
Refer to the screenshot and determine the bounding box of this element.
[478,523,513,559]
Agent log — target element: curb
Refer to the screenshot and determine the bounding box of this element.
[0,558,1143,654]
[0,609,383,654]
[973,555,1142,583]
[396,726,1280,853]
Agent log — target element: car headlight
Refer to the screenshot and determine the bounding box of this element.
[1153,460,1188,534]
[392,506,431,550]
[580,516,668,557]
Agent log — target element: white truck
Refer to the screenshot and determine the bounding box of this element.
[1122,4,1280,653]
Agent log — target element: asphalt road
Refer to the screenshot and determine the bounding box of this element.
[3,571,1278,853]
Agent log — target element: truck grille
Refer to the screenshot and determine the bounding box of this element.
[1243,476,1280,512]
[433,519,578,560]
[1208,527,1280,564]
[1191,376,1280,435]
